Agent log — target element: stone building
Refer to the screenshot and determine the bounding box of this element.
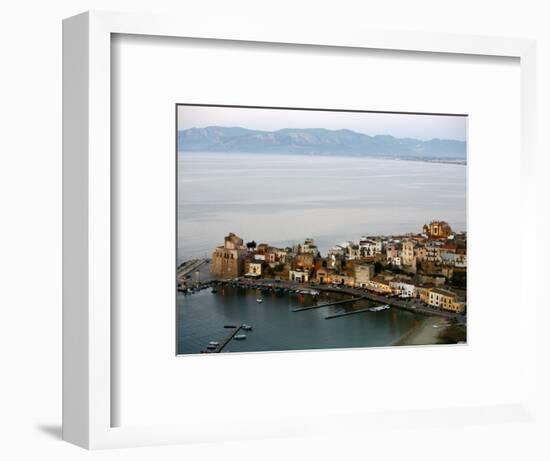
[293,253,315,271]
[401,239,416,267]
[354,263,375,287]
[423,220,453,239]
[315,268,331,284]
[331,273,355,287]
[210,233,247,278]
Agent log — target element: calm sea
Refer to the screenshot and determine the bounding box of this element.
[177,152,466,262]
[176,152,465,354]
[177,287,424,354]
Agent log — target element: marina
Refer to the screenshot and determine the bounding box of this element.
[177,284,428,354]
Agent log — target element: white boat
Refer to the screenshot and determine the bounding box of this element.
[234,334,247,340]
[256,298,263,303]
[208,341,219,346]
[369,304,390,312]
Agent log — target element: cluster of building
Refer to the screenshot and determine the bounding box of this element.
[210,220,467,314]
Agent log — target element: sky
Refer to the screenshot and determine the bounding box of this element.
[177,105,467,141]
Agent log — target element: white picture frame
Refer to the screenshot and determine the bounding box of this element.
[62,10,537,449]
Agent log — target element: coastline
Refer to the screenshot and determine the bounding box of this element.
[179,150,466,166]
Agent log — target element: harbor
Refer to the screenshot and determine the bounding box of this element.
[176,281,452,354]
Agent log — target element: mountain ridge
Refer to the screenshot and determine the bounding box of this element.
[177,126,467,160]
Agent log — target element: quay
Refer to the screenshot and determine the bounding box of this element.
[212,278,464,321]
[291,297,364,312]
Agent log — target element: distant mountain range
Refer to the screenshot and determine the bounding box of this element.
[177,126,466,160]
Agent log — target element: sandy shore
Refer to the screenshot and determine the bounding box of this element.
[391,316,451,346]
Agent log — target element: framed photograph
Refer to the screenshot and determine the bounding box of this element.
[63,11,537,449]
[176,104,468,355]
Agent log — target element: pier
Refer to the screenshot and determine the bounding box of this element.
[324,305,386,319]
[291,297,364,312]
[212,324,244,353]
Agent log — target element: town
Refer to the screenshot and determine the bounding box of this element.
[180,220,467,316]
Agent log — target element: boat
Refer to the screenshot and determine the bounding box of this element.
[256,298,263,303]
[206,344,217,350]
[234,334,247,340]
[241,324,252,331]
[208,341,219,346]
[369,304,391,312]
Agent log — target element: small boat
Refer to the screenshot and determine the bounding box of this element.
[206,344,217,350]
[256,298,263,303]
[369,304,391,312]
[242,324,252,331]
[234,334,247,340]
[208,341,219,346]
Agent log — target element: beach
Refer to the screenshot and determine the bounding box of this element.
[392,316,456,346]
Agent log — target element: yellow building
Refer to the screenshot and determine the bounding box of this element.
[428,288,464,313]
[365,277,392,294]
[423,220,452,239]
[417,286,433,304]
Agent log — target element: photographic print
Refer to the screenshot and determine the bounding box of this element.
[176,104,467,355]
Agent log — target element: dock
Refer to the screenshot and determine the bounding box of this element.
[291,297,364,312]
[324,305,387,319]
[213,325,244,353]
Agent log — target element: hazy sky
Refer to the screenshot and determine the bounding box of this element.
[177,105,467,141]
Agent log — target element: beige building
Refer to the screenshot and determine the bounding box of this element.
[245,261,263,277]
[289,269,309,283]
[401,240,416,266]
[364,277,392,294]
[210,233,247,278]
[299,238,320,255]
[354,264,375,287]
